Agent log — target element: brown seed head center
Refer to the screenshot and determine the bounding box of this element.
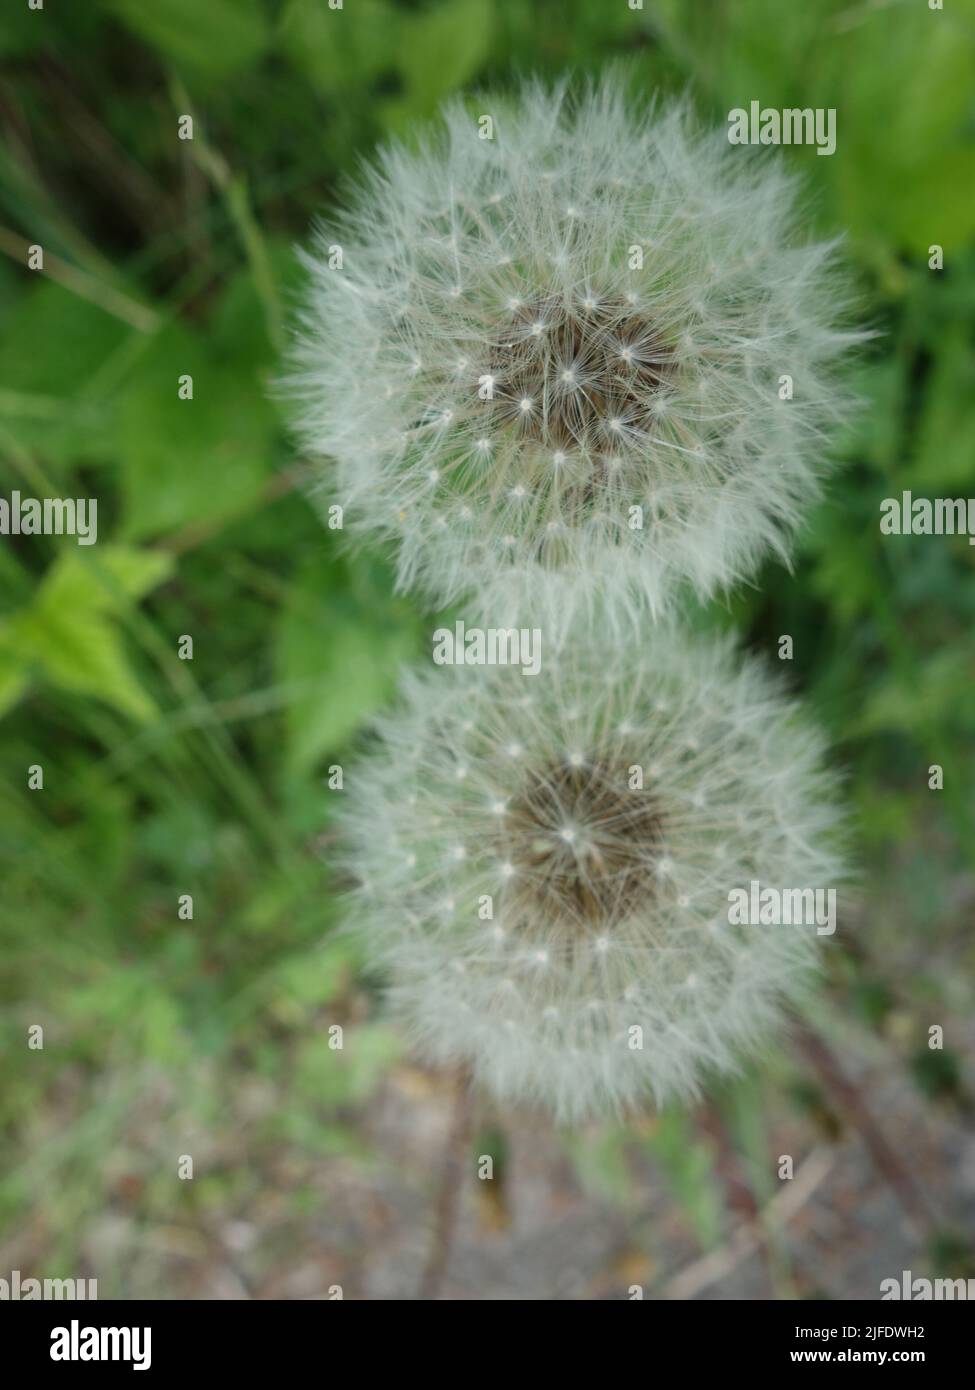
[501,756,664,933]
[486,295,676,450]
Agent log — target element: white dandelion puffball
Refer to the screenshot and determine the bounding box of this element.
[339,622,845,1122]
[289,78,863,616]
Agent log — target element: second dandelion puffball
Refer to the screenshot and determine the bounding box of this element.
[337,621,845,1122]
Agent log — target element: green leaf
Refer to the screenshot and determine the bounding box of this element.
[708,0,831,111]
[116,324,275,540]
[397,0,493,109]
[278,0,402,90]
[829,8,975,251]
[105,0,268,77]
[0,281,131,469]
[275,553,422,775]
[1,547,174,721]
[16,603,154,719]
[39,546,174,609]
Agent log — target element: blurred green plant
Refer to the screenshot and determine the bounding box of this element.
[1,0,973,1294]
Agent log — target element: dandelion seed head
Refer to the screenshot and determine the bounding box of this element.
[287,79,864,617]
[337,618,845,1121]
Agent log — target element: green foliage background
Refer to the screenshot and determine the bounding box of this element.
[1,0,973,1295]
